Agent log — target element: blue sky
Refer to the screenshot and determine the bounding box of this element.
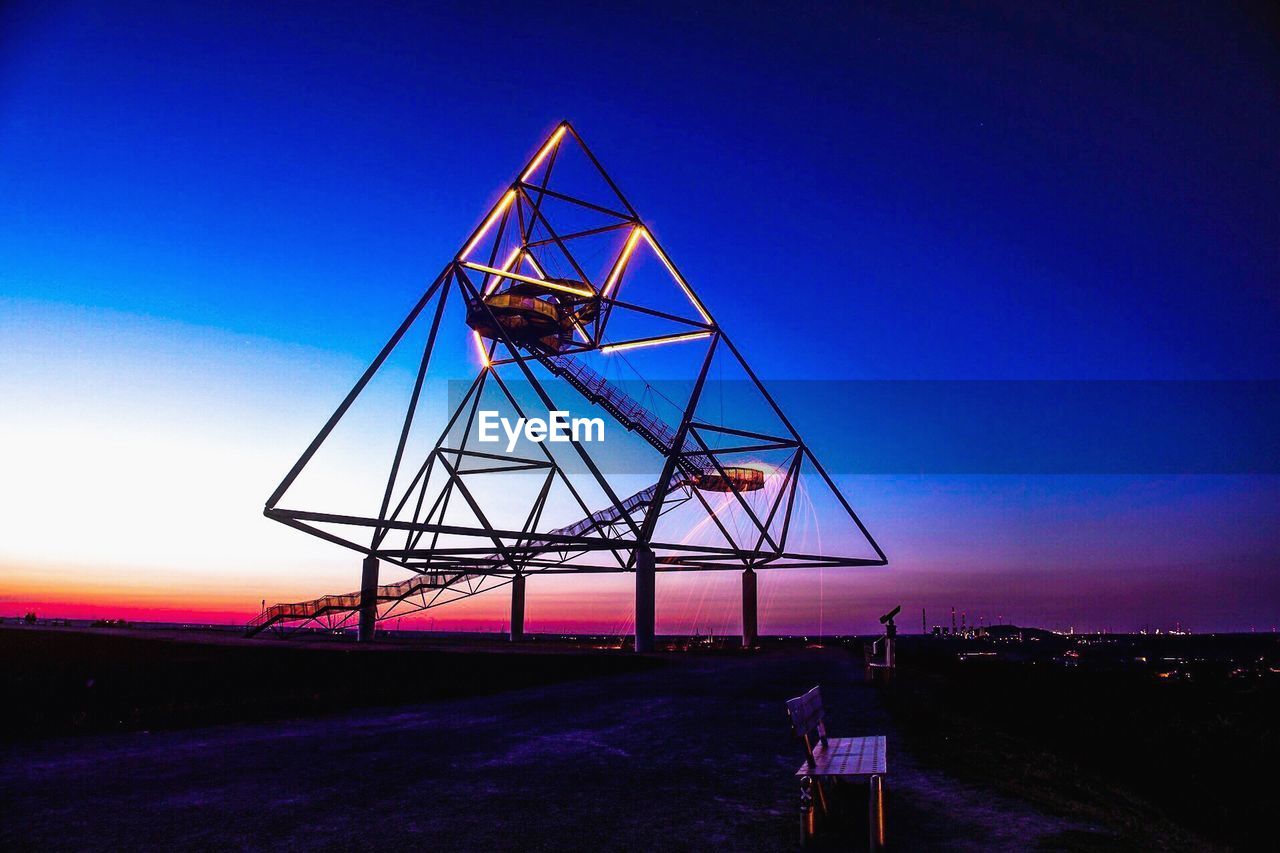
[5,0,1275,377]
[1,1,1277,631]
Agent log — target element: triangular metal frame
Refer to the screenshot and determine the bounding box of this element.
[249,121,886,636]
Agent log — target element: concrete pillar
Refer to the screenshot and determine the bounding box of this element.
[358,554,379,643]
[510,573,526,642]
[635,546,656,653]
[742,567,758,648]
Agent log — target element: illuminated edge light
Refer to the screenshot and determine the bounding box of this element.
[462,261,594,298]
[484,246,525,295]
[601,225,644,298]
[570,314,592,343]
[522,252,547,278]
[521,125,568,182]
[471,330,491,368]
[599,329,713,354]
[640,229,713,324]
[459,189,516,261]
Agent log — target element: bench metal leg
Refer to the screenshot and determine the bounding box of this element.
[799,776,816,847]
[868,774,885,851]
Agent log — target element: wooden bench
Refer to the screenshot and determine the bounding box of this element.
[786,685,887,850]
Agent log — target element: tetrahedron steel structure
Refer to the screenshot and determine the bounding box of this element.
[249,121,886,646]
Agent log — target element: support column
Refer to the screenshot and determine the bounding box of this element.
[510,573,526,642]
[358,554,379,643]
[635,546,655,653]
[742,567,758,649]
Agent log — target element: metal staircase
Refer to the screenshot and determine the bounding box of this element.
[245,574,454,634]
[540,353,707,476]
[245,477,681,635]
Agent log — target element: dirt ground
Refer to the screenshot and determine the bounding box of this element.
[0,633,1109,852]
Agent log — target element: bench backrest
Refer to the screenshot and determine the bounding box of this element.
[786,685,828,770]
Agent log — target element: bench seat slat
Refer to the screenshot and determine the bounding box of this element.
[794,735,886,780]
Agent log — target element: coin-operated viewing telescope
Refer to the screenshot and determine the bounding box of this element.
[866,605,901,684]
